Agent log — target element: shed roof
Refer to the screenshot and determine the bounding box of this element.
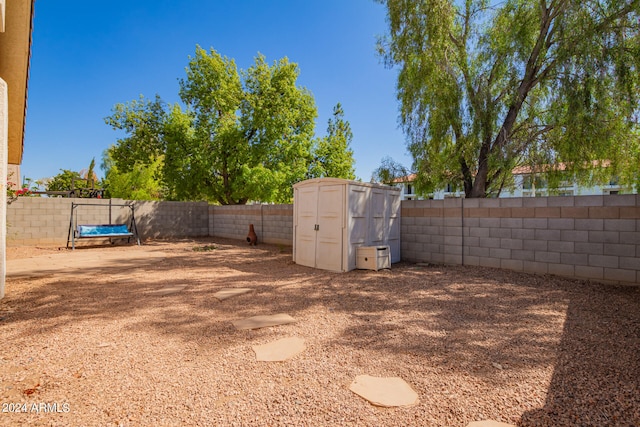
[293,177,400,192]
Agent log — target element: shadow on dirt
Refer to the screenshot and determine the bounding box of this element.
[3,238,639,425]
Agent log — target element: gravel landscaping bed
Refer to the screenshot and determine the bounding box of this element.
[1,238,639,426]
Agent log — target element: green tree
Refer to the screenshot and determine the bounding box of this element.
[106,46,320,204]
[79,158,99,188]
[372,156,409,186]
[309,103,356,179]
[378,0,640,197]
[106,95,168,171]
[46,169,84,192]
[101,148,164,200]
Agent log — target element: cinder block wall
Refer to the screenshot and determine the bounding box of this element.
[6,198,293,247]
[261,205,294,245]
[210,204,292,245]
[209,205,261,241]
[401,195,640,285]
[135,200,209,239]
[6,198,209,246]
[8,196,639,285]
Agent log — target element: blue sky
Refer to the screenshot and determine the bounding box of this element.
[23,0,412,183]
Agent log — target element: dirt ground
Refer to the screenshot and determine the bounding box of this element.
[1,238,639,426]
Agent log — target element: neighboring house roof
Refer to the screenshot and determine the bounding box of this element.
[395,160,614,183]
[392,173,417,183]
[512,160,612,175]
[0,0,35,165]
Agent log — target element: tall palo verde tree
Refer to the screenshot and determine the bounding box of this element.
[378,0,640,197]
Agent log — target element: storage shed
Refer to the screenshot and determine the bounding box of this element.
[293,178,401,272]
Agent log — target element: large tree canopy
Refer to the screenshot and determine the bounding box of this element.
[106,46,354,204]
[378,0,640,197]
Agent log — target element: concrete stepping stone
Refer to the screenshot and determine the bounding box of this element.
[467,421,515,427]
[232,313,296,330]
[253,336,306,361]
[148,285,186,295]
[349,375,419,407]
[214,288,253,301]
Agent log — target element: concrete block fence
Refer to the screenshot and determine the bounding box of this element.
[134,200,209,239]
[6,195,639,285]
[7,198,132,246]
[209,204,293,245]
[6,197,292,247]
[401,195,640,285]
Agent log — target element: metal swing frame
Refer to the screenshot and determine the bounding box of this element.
[66,201,141,250]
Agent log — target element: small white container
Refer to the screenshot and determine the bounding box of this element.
[356,245,391,271]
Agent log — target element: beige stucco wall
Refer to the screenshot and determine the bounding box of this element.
[1,0,6,33]
[1,78,8,298]
[7,163,19,188]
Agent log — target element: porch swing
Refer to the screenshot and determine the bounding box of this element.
[66,201,141,250]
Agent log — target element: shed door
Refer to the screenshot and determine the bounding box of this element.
[294,184,344,271]
[315,185,344,271]
[294,186,319,268]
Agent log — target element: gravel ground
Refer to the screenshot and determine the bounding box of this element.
[1,238,639,427]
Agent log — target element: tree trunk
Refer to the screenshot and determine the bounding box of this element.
[468,142,490,198]
[464,6,555,198]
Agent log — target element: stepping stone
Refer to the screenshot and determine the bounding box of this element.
[349,375,419,407]
[214,288,253,301]
[467,421,515,427]
[253,336,306,361]
[149,285,186,295]
[232,313,296,330]
[96,342,114,348]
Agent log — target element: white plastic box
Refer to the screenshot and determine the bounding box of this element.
[356,245,391,271]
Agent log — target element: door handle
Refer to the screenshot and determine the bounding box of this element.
[314,224,319,231]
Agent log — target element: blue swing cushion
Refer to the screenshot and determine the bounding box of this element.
[77,224,132,237]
